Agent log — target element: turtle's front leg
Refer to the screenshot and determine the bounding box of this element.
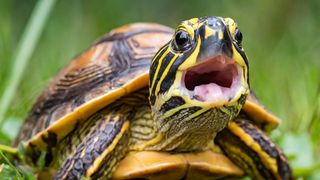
[54,108,131,180]
[215,118,293,180]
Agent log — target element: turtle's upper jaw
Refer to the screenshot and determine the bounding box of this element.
[182,55,243,104]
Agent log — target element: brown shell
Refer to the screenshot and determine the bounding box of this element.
[13,23,173,149]
[243,92,280,131]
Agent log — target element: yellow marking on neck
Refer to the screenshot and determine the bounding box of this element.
[150,48,171,91]
[219,106,234,118]
[131,133,164,150]
[187,108,208,120]
[162,103,191,119]
[154,55,178,98]
[86,121,129,177]
[228,122,278,176]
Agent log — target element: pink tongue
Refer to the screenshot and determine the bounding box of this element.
[194,83,228,102]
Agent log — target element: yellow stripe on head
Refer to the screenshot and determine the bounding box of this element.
[150,47,170,92]
[223,17,237,35]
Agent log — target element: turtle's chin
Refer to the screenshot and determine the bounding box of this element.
[181,55,245,105]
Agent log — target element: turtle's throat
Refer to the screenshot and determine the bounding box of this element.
[140,103,242,152]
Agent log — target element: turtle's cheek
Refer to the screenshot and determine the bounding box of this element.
[180,55,243,104]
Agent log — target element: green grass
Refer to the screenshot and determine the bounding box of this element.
[0,0,319,179]
[0,0,56,126]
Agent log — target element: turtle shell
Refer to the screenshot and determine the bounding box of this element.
[242,92,280,131]
[13,23,174,158]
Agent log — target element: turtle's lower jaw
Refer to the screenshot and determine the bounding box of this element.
[181,55,244,104]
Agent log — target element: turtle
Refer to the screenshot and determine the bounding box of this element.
[7,16,293,179]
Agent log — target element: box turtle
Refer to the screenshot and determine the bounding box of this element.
[8,16,292,179]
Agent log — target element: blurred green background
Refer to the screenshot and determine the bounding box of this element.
[0,0,319,178]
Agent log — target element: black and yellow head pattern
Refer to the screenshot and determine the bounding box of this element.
[148,17,250,151]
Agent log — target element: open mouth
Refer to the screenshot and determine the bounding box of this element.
[182,55,242,103]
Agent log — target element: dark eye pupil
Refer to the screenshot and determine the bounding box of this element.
[175,31,189,47]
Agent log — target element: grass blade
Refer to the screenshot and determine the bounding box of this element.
[0,0,56,125]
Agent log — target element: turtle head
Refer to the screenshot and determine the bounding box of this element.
[148,17,250,151]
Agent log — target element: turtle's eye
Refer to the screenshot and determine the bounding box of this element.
[234,28,243,47]
[172,30,191,52]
